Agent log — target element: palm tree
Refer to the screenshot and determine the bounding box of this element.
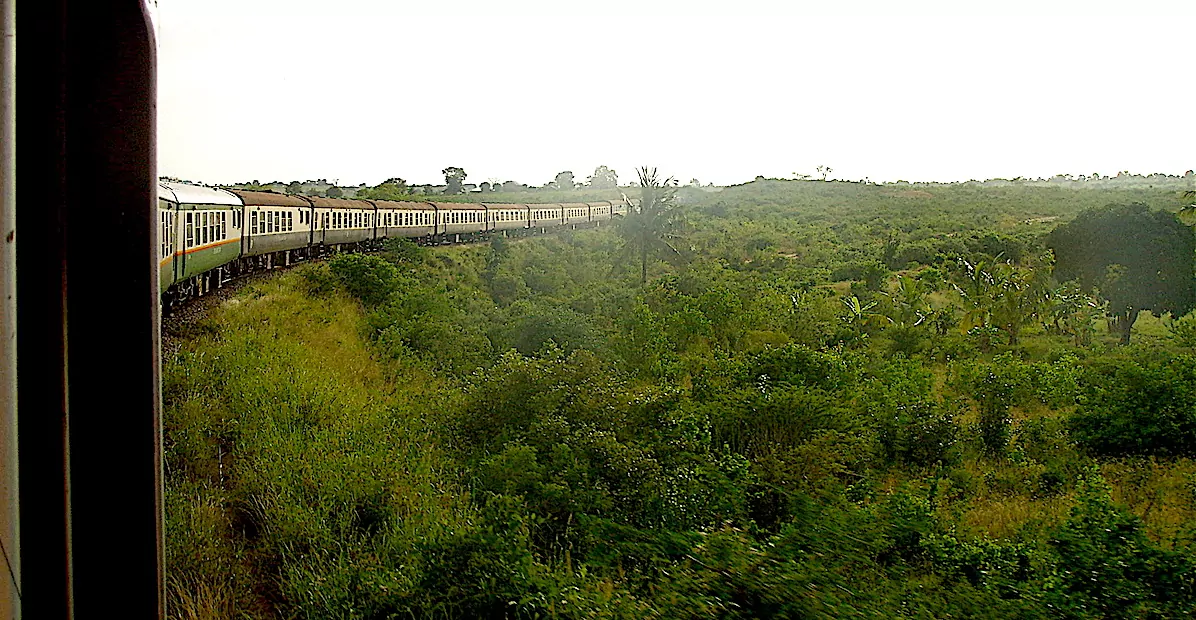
[615,167,685,285]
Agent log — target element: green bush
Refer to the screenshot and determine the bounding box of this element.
[1069,354,1196,457]
[1042,469,1196,617]
[328,253,399,305]
[876,401,960,468]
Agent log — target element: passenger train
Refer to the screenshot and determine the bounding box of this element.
[158,182,631,306]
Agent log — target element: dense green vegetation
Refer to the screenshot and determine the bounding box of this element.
[165,179,1196,618]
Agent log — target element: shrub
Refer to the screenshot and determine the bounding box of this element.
[1172,312,1196,350]
[1042,469,1196,617]
[876,400,960,468]
[328,253,399,305]
[1069,354,1196,457]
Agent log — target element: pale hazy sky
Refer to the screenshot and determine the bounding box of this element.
[157,0,1196,187]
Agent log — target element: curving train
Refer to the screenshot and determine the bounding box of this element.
[157,182,631,306]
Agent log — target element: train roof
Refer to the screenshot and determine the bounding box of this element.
[226,189,310,208]
[304,196,373,210]
[158,182,242,206]
[482,203,529,209]
[428,201,486,211]
[370,200,436,211]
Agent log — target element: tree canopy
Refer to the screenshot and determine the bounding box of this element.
[588,165,618,189]
[551,171,575,191]
[357,177,410,200]
[1047,202,1195,343]
[443,167,467,194]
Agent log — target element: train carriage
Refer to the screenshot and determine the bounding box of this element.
[587,201,614,225]
[529,203,564,230]
[372,200,437,240]
[230,190,313,260]
[485,203,530,233]
[432,202,488,240]
[311,196,376,248]
[158,181,243,295]
[562,202,590,227]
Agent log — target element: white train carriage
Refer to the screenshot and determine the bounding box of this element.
[432,202,488,240]
[529,203,564,230]
[562,202,590,227]
[159,182,244,295]
[485,203,530,233]
[312,197,376,248]
[229,190,313,260]
[372,200,436,240]
[587,201,614,224]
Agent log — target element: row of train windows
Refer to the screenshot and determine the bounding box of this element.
[493,211,523,222]
[159,212,174,259]
[382,211,432,227]
[443,211,483,225]
[566,209,586,218]
[532,210,561,220]
[184,210,227,249]
[251,210,294,235]
[323,211,371,229]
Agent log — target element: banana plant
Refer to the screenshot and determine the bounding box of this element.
[887,274,931,327]
[841,295,891,333]
[1179,190,1196,226]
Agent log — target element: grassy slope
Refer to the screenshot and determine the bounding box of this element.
[164,272,469,618]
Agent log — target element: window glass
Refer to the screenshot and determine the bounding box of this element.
[185,212,193,247]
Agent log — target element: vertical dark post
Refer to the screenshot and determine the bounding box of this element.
[18,1,162,618]
[17,0,72,614]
